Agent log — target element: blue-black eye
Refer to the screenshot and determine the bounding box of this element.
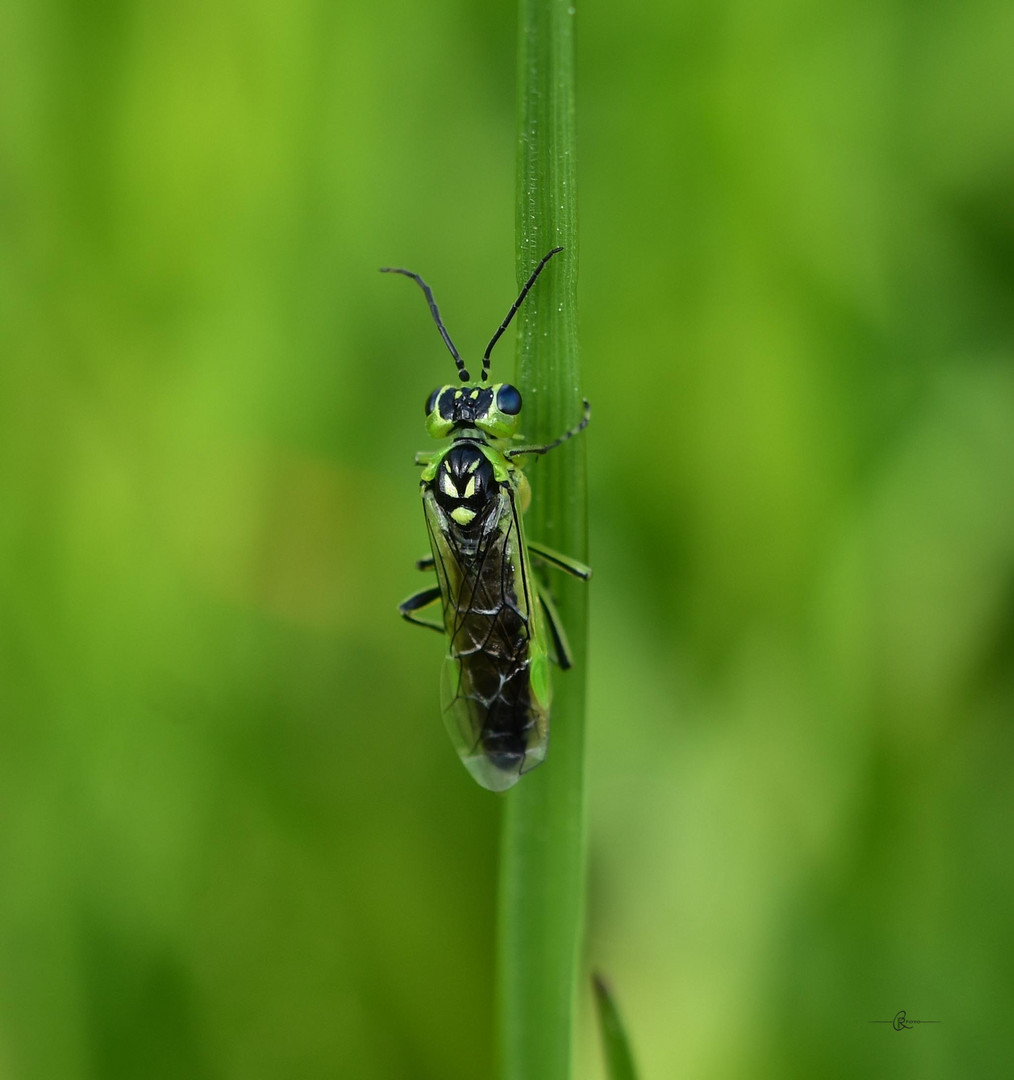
[497,384,522,415]
[425,388,441,414]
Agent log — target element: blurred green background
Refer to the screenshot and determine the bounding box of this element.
[2,0,1013,1077]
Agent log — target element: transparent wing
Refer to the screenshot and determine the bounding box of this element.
[423,483,551,791]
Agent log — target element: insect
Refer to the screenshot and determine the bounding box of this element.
[384,247,591,791]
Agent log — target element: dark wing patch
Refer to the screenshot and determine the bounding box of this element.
[422,485,549,791]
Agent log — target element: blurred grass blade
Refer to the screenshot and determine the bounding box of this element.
[498,0,588,1079]
[593,974,641,1080]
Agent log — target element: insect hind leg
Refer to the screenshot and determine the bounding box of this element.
[538,586,574,670]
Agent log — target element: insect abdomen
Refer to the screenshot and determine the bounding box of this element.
[442,646,550,792]
[424,476,550,791]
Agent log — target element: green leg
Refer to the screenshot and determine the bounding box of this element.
[528,541,591,581]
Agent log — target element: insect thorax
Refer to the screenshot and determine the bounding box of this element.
[427,442,500,529]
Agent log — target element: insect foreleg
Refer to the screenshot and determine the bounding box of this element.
[507,399,591,460]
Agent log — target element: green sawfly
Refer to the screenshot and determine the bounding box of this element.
[386,248,590,791]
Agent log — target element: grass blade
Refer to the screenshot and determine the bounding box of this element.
[497,1,588,1079]
[592,974,641,1080]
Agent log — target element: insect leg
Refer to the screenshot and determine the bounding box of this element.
[416,555,436,571]
[507,399,591,459]
[528,541,591,581]
[538,585,574,670]
[399,586,444,633]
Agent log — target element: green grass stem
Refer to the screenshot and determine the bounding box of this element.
[497,2,588,1079]
[592,975,641,1080]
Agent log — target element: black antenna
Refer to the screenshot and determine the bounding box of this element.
[381,266,470,381]
[481,246,563,381]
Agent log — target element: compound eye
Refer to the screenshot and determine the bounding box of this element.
[496,383,522,415]
[425,387,441,415]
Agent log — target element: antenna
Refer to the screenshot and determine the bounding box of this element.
[381,266,470,381]
[481,247,563,381]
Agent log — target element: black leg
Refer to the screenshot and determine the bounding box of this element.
[508,399,591,460]
[399,586,444,633]
[539,587,574,670]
